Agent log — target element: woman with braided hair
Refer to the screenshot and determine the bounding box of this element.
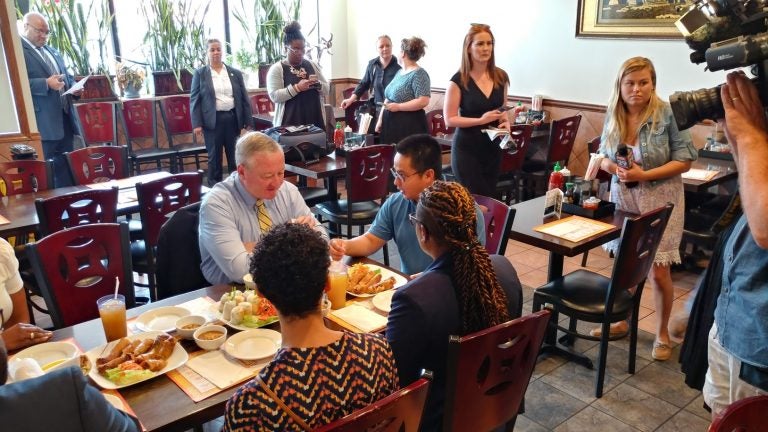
[386,180,522,432]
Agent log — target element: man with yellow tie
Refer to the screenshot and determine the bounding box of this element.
[199,132,328,285]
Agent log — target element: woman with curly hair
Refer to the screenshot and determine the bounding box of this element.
[224,223,398,431]
[386,181,522,432]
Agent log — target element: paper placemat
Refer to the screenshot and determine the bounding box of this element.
[329,304,387,333]
[533,215,616,243]
[0,214,10,225]
[681,168,719,181]
[186,349,268,389]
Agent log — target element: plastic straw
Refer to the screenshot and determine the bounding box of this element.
[114,276,119,300]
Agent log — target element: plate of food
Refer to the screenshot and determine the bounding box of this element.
[224,329,282,361]
[85,331,188,389]
[217,288,279,331]
[7,341,84,382]
[371,289,396,314]
[346,263,408,297]
[134,306,190,333]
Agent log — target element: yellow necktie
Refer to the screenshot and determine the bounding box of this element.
[255,199,272,234]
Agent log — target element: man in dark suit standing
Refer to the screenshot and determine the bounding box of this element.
[191,38,252,186]
[21,12,82,188]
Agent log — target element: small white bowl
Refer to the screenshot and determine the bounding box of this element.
[193,324,227,351]
[243,274,257,291]
[175,315,207,340]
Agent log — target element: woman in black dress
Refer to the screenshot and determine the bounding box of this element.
[266,21,328,129]
[445,24,510,196]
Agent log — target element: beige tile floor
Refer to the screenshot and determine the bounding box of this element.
[505,239,709,432]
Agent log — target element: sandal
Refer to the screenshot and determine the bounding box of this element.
[652,341,672,361]
[589,320,629,338]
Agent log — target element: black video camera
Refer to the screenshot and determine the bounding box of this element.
[669,0,768,129]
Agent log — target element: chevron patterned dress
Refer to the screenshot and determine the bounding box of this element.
[223,332,399,431]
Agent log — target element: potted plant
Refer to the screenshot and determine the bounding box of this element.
[232,0,301,88]
[30,0,116,100]
[140,0,209,96]
[115,62,146,99]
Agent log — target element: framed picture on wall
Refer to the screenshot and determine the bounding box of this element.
[576,0,691,39]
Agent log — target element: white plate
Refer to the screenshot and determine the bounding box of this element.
[102,393,125,411]
[85,330,189,390]
[223,329,282,361]
[219,313,279,332]
[347,264,408,298]
[371,290,396,314]
[11,341,79,370]
[135,306,190,333]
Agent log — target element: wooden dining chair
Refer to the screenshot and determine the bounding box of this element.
[122,99,178,174]
[522,114,582,198]
[0,160,53,197]
[313,145,394,265]
[315,371,432,432]
[35,187,119,237]
[426,109,455,138]
[158,95,207,172]
[74,101,119,146]
[155,202,208,300]
[495,124,533,204]
[708,395,768,432]
[65,145,130,185]
[472,194,515,256]
[250,93,275,114]
[25,222,135,329]
[134,171,203,301]
[343,100,368,133]
[532,204,673,398]
[443,310,551,432]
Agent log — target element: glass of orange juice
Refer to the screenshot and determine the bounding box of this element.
[327,261,348,310]
[97,294,127,342]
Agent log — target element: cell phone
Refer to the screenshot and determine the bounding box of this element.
[308,74,317,81]
[497,105,512,113]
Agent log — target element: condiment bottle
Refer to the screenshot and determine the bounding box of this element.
[548,161,565,191]
[333,122,344,149]
[564,182,575,204]
[560,166,572,184]
[327,259,348,310]
[615,143,638,188]
[344,125,353,145]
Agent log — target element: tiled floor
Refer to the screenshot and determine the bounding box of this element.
[505,239,710,431]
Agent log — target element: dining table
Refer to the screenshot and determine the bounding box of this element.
[0,171,172,239]
[284,151,347,200]
[34,257,400,432]
[683,156,738,193]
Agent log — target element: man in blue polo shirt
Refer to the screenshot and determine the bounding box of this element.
[330,134,484,275]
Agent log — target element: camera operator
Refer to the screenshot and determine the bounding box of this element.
[703,70,768,417]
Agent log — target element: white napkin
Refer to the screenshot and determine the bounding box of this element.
[186,350,268,389]
[331,304,387,332]
[584,153,605,181]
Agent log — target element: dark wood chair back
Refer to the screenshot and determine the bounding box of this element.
[158,95,193,136]
[155,202,208,300]
[345,145,394,203]
[444,310,551,432]
[249,93,274,114]
[74,102,118,146]
[426,109,455,137]
[588,136,612,183]
[122,99,157,140]
[65,145,129,185]
[344,100,367,132]
[315,372,431,432]
[35,187,119,237]
[499,124,533,174]
[546,114,581,166]
[25,222,135,328]
[135,171,203,249]
[472,194,516,256]
[0,160,53,196]
[341,87,356,100]
[708,395,768,432]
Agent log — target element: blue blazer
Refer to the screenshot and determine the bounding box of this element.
[190,64,252,131]
[386,254,523,432]
[0,366,140,432]
[22,40,79,141]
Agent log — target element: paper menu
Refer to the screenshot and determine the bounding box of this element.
[681,168,719,181]
[533,216,616,243]
[63,75,89,96]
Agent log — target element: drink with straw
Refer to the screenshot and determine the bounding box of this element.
[97,294,127,342]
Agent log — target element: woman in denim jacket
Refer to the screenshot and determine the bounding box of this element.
[596,57,697,361]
